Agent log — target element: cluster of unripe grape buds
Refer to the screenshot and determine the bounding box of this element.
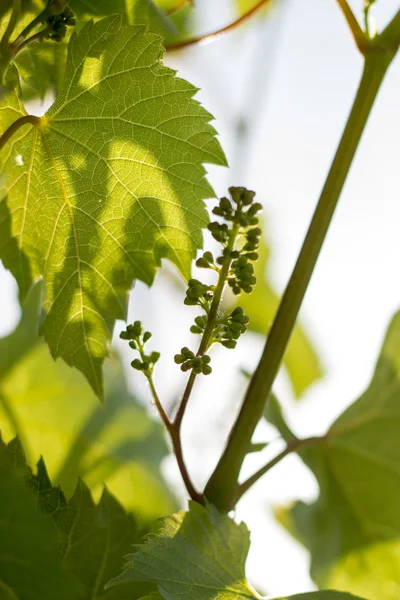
[196,187,262,296]
[217,307,250,349]
[174,347,212,375]
[43,1,76,41]
[120,321,160,372]
[184,278,213,307]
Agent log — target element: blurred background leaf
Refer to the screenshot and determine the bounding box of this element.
[273,310,400,599]
[0,284,177,523]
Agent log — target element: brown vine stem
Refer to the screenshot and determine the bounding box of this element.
[0,115,41,152]
[165,0,273,52]
[235,435,323,504]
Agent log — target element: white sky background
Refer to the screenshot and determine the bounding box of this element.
[1,0,400,596]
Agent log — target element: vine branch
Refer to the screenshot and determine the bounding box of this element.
[335,0,369,53]
[165,0,273,52]
[1,0,21,47]
[0,115,41,152]
[235,435,323,503]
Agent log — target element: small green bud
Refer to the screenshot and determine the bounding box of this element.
[181,362,192,372]
[195,315,207,327]
[190,325,202,334]
[220,197,232,212]
[129,340,137,349]
[222,339,237,349]
[246,252,259,261]
[120,331,130,340]
[174,354,185,364]
[203,251,214,262]
[142,361,150,370]
[150,351,160,363]
[212,207,224,217]
[131,359,143,370]
[196,257,210,268]
[202,355,211,364]
[143,331,152,343]
[181,347,194,359]
[202,364,212,375]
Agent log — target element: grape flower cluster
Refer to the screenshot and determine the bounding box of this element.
[175,186,262,374]
[41,1,76,42]
[120,321,160,373]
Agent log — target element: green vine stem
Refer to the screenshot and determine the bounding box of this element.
[235,435,323,503]
[173,222,240,430]
[204,48,398,511]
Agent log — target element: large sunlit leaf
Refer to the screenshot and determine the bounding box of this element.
[0,16,226,397]
[0,283,176,521]
[108,501,258,600]
[275,311,400,599]
[108,501,366,600]
[231,237,322,398]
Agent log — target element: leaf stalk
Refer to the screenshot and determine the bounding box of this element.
[165,0,273,52]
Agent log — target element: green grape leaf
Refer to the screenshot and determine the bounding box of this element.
[0,436,156,599]
[231,237,323,398]
[108,501,258,600]
[0,282,176,521]
[276,310,400,599]
[0,463,82,600]
[0,16,226,397]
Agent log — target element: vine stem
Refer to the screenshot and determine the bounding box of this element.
[0,0,21,83]
[1,0,21,46]
[335,0,369,53]
[204,51,395,512]
[235,435,323,503]
[13,30,49,56]
[173,223,239,430]
[0,115,40,151]
[165,0,273,52]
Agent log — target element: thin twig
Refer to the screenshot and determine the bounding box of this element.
[1,0,21,47]
[335,0,369,53]
[165,0,273,52]
[235,436,323,504]
[145,374,204,503]
[13,29,48,56]
[173,222,239,430]
[11,9,49,46]
[0,115,40,152]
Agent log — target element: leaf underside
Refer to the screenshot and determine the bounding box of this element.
[276,311,400,599]
[0,16,226,397]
